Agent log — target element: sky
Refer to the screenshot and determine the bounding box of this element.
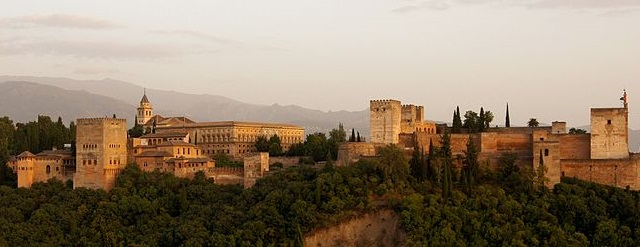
[1,0,639,127]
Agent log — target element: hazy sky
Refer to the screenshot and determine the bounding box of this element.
[1,0,639,127]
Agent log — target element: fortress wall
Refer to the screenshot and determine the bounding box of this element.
[561,158,640,189]
[336,142,385,166]
[559,134,591,159]
[209,167,244,185]
[270,156,302,168]
[495,133,532,156]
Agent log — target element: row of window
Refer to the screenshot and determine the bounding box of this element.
[108,144,122,149]
[82,160,98,165]
[82,144,98,149]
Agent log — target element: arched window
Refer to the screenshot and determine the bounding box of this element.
[46,165,51,174]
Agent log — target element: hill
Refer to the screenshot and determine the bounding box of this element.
[0,76,369,134]
[0,81,134,124]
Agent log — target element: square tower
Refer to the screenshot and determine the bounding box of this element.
[74,117,128,190]
[590,108,628,159]
[370,100,402,144]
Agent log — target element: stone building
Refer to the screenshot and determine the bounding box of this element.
[9,149,75,188]
[369,100,436,144]
[135,93,305,159]
[73,117,128,191]
[343,92,640,189]
[131,132,215,178]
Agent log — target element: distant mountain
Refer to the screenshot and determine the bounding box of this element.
[0,81,134,124]
[0,76,369,135]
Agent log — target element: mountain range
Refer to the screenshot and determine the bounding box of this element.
[0,76,369,135]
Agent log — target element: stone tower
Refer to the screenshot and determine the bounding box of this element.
[370,100,402,144]
[137,91,153,125]
[74,117,128,190]
[590,91,629,159]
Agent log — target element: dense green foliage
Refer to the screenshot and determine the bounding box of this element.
[0,159,393,246]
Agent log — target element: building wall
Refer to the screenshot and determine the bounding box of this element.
[156,122,304,159]
[74,118,128,191]
[370,100,402,144]
[16,156,34,188]
[561,157,640,189]
[558,134,591,159]
[336,142,385,167]
[244,152,269,188]
[591,108,629,159]
[209,167,244,185]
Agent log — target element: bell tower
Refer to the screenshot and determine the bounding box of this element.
[136,89,153,125]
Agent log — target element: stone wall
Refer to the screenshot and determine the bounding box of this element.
[209,167,244,185]
[561,156,640,189]
[559,134,590,159]
[270,156,302,168]
[243,152,269,188]
[591,108,628,159]
[336,142,385,166]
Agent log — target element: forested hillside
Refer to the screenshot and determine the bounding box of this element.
[2,138,640,246]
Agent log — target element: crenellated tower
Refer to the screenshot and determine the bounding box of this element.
[74,117,128,190]
[370,100,402,144]
[137,90,153,125]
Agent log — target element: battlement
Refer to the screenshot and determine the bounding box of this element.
[370,99,401,109]
[77,118,127,125]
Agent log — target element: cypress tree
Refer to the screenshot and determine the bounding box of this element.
[356,132,361,142]
[349,129,356,142]
[440,130,453,201]
[478,107,486,132]
[505,103,511,128]
[452,106,462,133]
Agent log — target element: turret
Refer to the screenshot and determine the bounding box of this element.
[136,90,153,125]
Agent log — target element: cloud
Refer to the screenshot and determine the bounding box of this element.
[393,0,450,13]
[151,29,241,45]
[0,39,180,60]
[450,0,640,9]
[73,67,120,75]
[526,0,640,9]
[0,14,122,29]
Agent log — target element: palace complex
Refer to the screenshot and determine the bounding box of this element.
[338,90,639,189]
[8,90,640,191]
[8,93,305,190]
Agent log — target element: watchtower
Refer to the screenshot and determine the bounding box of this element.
[74,117,128,190]
[590,91,629,159]
[370,100,402,144]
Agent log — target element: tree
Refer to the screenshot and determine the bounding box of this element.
[484,111,494,129]
[528,118,539,128]
[461,136,479,192]
[440,130,453,200]
[452,106,462,133]
[376,144,409,188]
[268,135,283,156]
[305,133,328,162]
[535,149,548,188]
[349,129,356,142]
[569,128,587,134]
[505,103,511,127]
[478,107,486,132]
[463,111,479,133]
[327,123,347,160]
[255,136,269,152]
[356,132,361,142]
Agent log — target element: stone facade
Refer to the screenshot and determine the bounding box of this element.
[156,121,304,159]
[590,108,629,159]
[350,94,639,189]
[243,152,269,188]
[11,149,75,188]
[73,117,128,191]
[131,135,215,178]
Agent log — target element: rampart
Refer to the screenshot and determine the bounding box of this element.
[561,155,640,189]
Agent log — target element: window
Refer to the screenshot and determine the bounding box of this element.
[607,119,612,125]
[46,165,51,174]
[544,149,549,156]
